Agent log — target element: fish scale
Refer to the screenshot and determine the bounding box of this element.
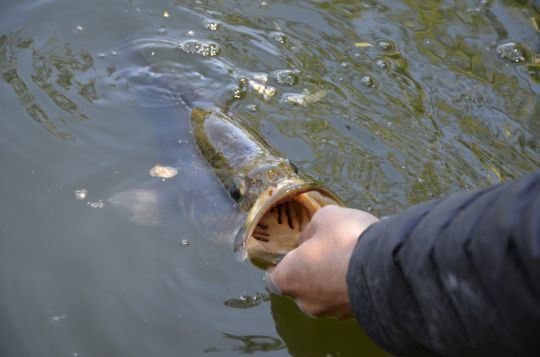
[190,108,344,267]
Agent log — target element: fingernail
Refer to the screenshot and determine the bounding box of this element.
[264,271,282,296]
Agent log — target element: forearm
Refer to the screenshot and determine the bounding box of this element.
[347,171,540,356]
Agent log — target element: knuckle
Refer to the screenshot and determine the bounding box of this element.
[271,265,293,294]
[315,204,339,219]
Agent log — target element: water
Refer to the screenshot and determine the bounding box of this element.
[0,0,538,356]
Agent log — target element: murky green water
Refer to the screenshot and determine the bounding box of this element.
[1,0,538,356]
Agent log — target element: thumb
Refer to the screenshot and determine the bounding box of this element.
[265,248,300,297]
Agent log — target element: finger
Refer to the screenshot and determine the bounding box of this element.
[298,205,330,244]
[266,249,299,297]
[264,268,282,296]
[299,220,315,244]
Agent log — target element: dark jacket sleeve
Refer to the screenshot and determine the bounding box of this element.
[346,170,540,357]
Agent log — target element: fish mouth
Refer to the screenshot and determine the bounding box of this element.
[234,178,343,267]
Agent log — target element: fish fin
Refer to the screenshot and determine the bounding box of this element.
[108,189,161,227]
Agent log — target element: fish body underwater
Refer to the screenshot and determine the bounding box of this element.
[107,48,246,241]
[108,38,342,267]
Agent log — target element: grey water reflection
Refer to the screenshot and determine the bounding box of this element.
[206,333,286,354]
[224,292,270,309]
[1,28,95,140]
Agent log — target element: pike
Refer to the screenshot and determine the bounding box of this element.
[191,108,343,266]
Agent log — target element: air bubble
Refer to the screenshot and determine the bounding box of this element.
[496,42,530,63]
[273,70,298,86]
[74,189,87,201]
[251,72,269,83]
[203,20,220,31]
[284,89,326,106]
[374,58,389,69]
[87,200,104,208]
[72,26,84,34]
[179,39,221,57]
[360,75,377,88]
[181,239,191,246]
[50,314,67,324]
[422,38,446,58]
[377,40,396,51]
[247,104,259,112]
[232,88,245,100]
[269,32,287,44]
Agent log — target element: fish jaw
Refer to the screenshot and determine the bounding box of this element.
[234,178,343,267]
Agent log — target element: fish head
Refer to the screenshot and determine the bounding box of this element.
[190,108,344,268]
[230,159,299,211]
[234,175,344,268]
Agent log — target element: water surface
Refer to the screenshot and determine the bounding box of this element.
[1,0,539,356]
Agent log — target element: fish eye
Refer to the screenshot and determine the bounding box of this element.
[229,183,242,201]
[229,177,246,201]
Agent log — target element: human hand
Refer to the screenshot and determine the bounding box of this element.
[266,205,379,319]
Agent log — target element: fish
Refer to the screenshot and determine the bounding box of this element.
[105,37,342,267]
[191,108,343,267]
[106,56,246,240]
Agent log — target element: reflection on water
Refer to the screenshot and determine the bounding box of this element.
[206,333,286,354]
[224,291,270,308]
[1,27,96,140]
[0,0,539,356]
